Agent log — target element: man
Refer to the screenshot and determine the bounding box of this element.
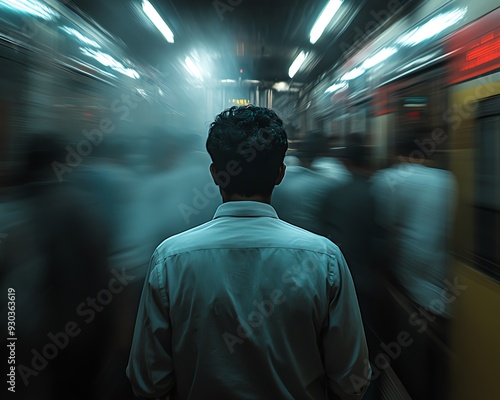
[0,134,111,399]
[371,128,457,399]
[318,133,391,399]
[127,106,370,399]
[272,130,348,235]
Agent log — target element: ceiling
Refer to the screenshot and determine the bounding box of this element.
[66,0,422,86]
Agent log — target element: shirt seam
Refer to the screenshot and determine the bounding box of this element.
[153,246,339,265]
[151,263,169,307]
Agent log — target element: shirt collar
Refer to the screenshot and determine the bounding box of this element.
[213,201,279,219]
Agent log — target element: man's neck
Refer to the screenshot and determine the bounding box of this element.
[222,193,272,204]
[397,156,432,167]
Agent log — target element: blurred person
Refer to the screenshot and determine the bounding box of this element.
[318,133,391,399]
[0,133,111,400]
[140,127,219,249]
[127,106,371,400]
[300,131,350,180]
[283,154,301,166]
[311,156,351,182]
[72,132,174,400]
[70,135,138,244]
[272,130,346,234]
[370,127,457,400]
[103,128,219,400]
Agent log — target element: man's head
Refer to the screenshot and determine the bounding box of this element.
[394,125,435,165]
[395,128,419,157]
[206,105,288,201]
[298,129,327,168]
[343,132,370,170]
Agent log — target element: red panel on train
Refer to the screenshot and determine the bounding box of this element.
[447,7,500,84]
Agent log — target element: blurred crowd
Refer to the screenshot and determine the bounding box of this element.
[0,128,219,399]
[0,126,456,400]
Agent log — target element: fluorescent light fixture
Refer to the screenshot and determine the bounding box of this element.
[362,47,397,69]
[142,0,174,43]
[273,81,289,91]
[325,81,347,93]
[80,47,140,79]
[221,79,236,83]
[60,26,101,48]
[0,0,60,20]
[185,56,202,79]
[288,51,308,78]
[310,0,342,44]
[397,7,467,46]
[341,67,365,81]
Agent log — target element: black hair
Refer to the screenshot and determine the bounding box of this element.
[300,129,328,162]
[206,105,288,197]
[344,132,369,167]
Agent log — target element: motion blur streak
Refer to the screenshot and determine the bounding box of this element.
[0,0,499,399]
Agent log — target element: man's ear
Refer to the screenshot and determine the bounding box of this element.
[275,163,286,186]
[210,163,220,187]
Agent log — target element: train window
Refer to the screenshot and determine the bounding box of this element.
[392,67,448,167]
[350,108,366,135]
[474,95,500,278]
[331,115,347,145]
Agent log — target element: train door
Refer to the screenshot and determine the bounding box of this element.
[474,95,500,279]
[391,66,448,168]
[348,103,367,135]
[372,83,398,168]
[371,113,393,168]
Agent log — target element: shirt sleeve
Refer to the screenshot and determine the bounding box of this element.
[126,258,174,398]
[322,249,371,399]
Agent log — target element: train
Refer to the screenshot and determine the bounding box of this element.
[0,0,207,188]
[299,0,500,398]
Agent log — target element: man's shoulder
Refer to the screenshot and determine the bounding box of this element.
[153,217,340,261]
[277,219,340,252]
[153,219,214,255]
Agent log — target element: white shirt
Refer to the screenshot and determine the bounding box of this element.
[272,166,337,234]
[371,163,457,317]
[127,201,370,400]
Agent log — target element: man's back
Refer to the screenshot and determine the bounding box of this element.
[371,163,457,315]
[319,173,375,284]
[127,201,369,400]
[272,165,337,234]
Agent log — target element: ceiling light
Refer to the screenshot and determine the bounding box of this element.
[397,7,467,46]
[341,67,365,81]
[185,56,202,79]
[310,0,343,44]
[362,47,397,69]
[60,26,101,48]
[0,0,59,20]
[273,81,289,91]
[80,47,140,79]
[142,0,174,43]
[288,51,309,79]
[325,82,347,93]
